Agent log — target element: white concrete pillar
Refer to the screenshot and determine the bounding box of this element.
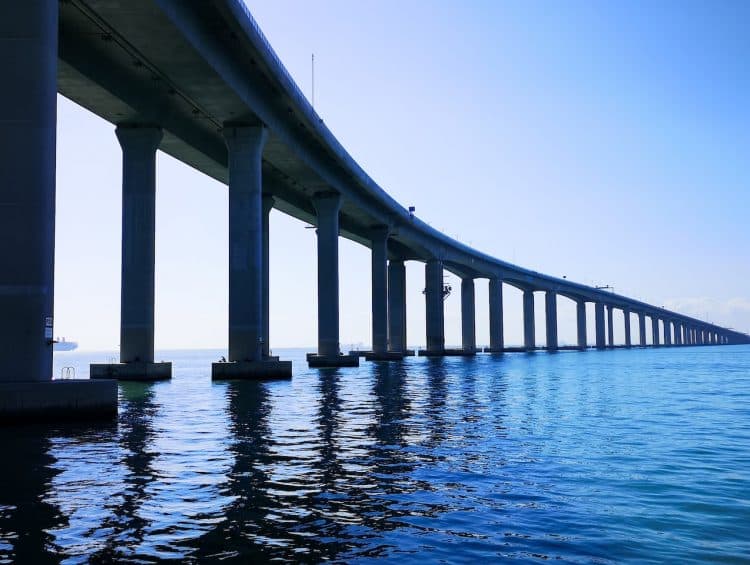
[607,305,615,348]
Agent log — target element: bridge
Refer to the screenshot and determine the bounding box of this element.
[1,1,747,420]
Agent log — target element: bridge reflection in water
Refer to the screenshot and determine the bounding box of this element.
[2,347,749,562]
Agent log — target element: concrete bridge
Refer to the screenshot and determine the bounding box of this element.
[1,1,747,420]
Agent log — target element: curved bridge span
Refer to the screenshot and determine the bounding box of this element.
[1,2,747,417]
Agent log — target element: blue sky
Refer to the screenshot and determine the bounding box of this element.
[54,0,750,351]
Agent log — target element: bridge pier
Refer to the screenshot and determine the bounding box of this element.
[485,278,504,353]
[420,259,446,356]
[308,192,358,367]
[638,312,647,346]
[1,0,116,420]
[387,260,407,355]
[545,291,558,351]
[262,194,274,359]
[211,125,291,379]
[652,316,660,346]
[576,300,587,350]
[607,305,615,348]
[523,290,536,351]
[663,319,672,346]
[91,126,171,381]
[595,303,606,349]
[461,278,477,353]
[624,309,632,347]
[366,227,404,361]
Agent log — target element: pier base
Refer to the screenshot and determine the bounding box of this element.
[0,380,117,423]
[364,351,405,361]
[212,360,292,380]
[90,362,172,381]
[307,354,360,368]
[417,348,477,357]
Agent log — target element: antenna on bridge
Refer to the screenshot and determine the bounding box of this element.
[311,53,315,109]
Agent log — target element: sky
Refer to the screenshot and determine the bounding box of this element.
[54,0,750,351]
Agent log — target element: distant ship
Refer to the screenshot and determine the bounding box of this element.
[53,337,78,352]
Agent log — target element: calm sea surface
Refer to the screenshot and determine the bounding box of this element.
[1,346,748,563]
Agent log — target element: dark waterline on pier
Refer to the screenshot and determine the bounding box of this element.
[1,346,749,562]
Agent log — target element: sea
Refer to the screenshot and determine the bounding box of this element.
[1,345,748,563]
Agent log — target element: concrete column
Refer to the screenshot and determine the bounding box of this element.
[261,194,274,358]
[675,324,682,345]
[117,126,163,364]
[0,0,58,381]
[663,319,671,346]
[545,291,558,351]
[461,278,476,352]
[652,317,660,346]
[607,305,615,348]
[313,192,342,357]
[639,313,647,346]
[623,309,632,347]
[224,126,267,362]
[595,303,606,349]
[425,259,445,352]
[523,290,535,351]
[576,300,587,349]
[388,260,407,352]
[370,226,389,355]
[488,278,504,352]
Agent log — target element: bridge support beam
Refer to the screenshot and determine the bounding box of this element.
[210,126,291,378]
[545,292,558,351]
[523,290,536,351]
[308,192,358,367]
[367,226,392,359]
[387,260,407,354]
[652,317,660,346]
[486,278,504,353]
[423,260,445,354]
[663,319,672,346]
[576,300,587,349]
[595,303,606,349]
[607,305,615,348]
[624,309,632,347]
[262,194,274,359]
[91,126,172,381]
[461,278,477,353]
[638,312,647,346]
[1,0,116,420]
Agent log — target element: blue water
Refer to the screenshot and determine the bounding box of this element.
[1,346,749,563]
